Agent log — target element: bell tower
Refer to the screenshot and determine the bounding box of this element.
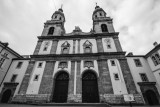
[92,5,115,33]
[41,8,66,36]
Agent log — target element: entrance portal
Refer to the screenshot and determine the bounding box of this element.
[1,89,12,103]
[52,71,69,103]
[145,90,159,105]
[82,70,99,103]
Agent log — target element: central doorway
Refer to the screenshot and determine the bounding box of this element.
[52,71,69,103]
[82,70,99,103]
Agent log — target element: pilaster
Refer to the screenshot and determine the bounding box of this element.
[33,40,43,55]
[18,61,35,94]
[50,40,58,54]
[96,37,104,52]
[118,59,137,94]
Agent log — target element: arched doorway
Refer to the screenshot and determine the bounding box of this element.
[145,90,159,105]
[52,71,69,103]
[82,70,99,103]
[1,89,12,103]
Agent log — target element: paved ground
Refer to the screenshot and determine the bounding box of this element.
[0,104,160,107]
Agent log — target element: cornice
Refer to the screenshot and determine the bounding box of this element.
[37,32,119,40]
[30,52,126,61]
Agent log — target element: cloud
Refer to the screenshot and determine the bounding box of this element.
[0,0,160,55]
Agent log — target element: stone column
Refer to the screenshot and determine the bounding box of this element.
[50,40,58,54]
[18,61,35,94]
[114,37,123,52]
[76,61,82,102]
[73,40,76,54]
[118,59,137,94]
[77,39,80,53]
[67,61,75,102]
[96,37,104,52]
[33,40,42,55]
[97,59,113,94]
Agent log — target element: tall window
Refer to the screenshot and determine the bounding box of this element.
[43,41,50,51]
[104,39,111,49]
[134,59,142,67]
[83,40,92,53]
[140,73,148,82]
[16,62,23,69]
[151,53,160,66]
[0,58,5,68]
[61,41,70,54]
[10,74,17,82]
[114,73,119,80]
[101,24,108,32]
[48,27,54,35]
[110,60,116,66]
[34,74,39,81]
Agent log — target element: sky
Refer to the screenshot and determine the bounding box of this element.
[0,0,160,55]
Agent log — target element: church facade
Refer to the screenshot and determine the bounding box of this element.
[0,5,160,105]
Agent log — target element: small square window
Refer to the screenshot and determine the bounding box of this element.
[38,62,43,68]
[34,75,39,81]
[114,73,119,80]
[140,73,148,82]
[43,47,47,51]
[134,59,142,67]
[107,44,111,49]
[111,60,116,66]
[10,74,17,82]
[16,62,23,68]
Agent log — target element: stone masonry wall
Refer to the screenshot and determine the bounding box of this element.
[33,40,42,55]
[50,40,58,54]
[97,59,113,95]
[119,59,137,94]
[18,61,35,94]
[38,61,55,95]
[114,38,123,52]
[96,38,104,52]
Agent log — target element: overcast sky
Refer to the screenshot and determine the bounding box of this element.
[0,0,160,55]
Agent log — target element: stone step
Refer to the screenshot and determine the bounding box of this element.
[33,103,111,107]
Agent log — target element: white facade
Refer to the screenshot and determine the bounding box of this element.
[107,59,128,94]
[0,45,22,86]
[127,57,159,93]
[26,61,46,94]
[0,60,29,96]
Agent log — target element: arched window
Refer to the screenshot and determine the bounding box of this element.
[61,41,70,54]
[48,27,54,35]
[83,40,92,53]
[59,17,61,20]
[152,56,159,66]
[101,24,108,32]
[155,54,160,62]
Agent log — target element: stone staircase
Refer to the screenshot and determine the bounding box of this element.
[34,103,111,107]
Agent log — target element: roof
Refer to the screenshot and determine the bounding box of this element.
[0,41,23,58]
[145,44,160,58]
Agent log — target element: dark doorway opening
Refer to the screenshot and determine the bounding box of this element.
[82,70,99,103]
[1,89,12,103]
[52,71,69,103]
[145,90,159,105]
